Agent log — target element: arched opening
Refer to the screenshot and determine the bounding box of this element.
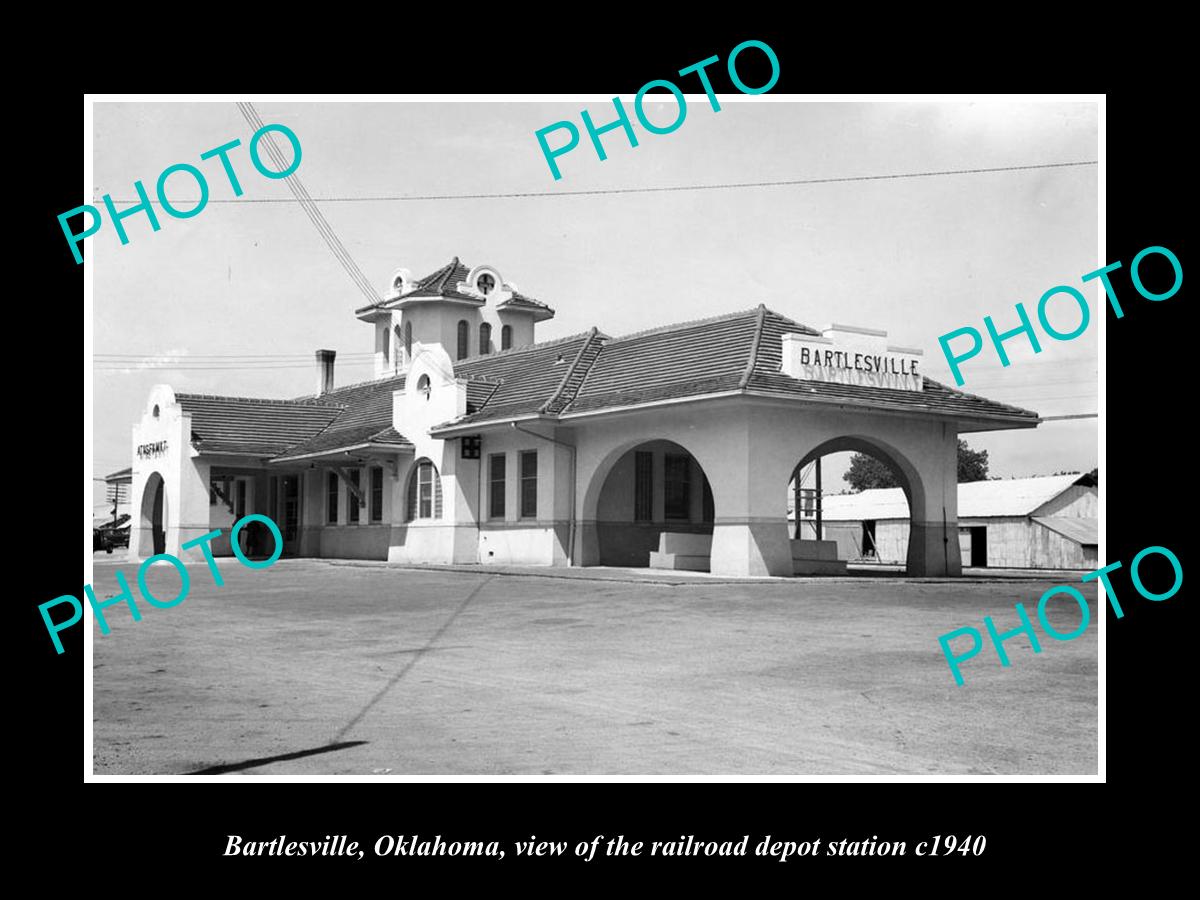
[456,320,469,360]
[405,458,443,522]
[403,321,413,358]
[788,437,921,575]
[501,324,512,350]
[141,471,167,556]
[479,322,492,355]
[592,439,715,568]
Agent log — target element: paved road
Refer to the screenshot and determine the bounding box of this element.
[91,559,1098,775]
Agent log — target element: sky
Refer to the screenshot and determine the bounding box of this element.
[90,99,1098,516]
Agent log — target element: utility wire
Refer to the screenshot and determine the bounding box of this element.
[235,102,381,308]
[97,160,1098,205]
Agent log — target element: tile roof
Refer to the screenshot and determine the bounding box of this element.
[356,257,480,314]
[176,394,344,457]
[432,305,1039,430]
[446,331,599,425]
[273,374,413,460]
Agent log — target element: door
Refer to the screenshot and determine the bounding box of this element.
[970,526,988,567]
[275,474,301,556]
[861,520,877,558]
[151,479,166,555]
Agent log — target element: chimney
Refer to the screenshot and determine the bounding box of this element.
[316,349,336,395]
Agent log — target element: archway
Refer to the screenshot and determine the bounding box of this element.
[590,439,715,568]
[788,436,923,575]
[141,471,167,556]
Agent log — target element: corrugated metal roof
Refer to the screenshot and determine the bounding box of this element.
[820,474,1091,521]
[1032,516,1098,546]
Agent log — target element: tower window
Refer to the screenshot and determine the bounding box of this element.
[480,322,492,355]
[456,320,468,360]
[477,273,496,295]
[501,324,512,350]
[417,374,431,400]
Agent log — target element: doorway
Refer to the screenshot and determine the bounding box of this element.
[272,474,301,556]
[861,519,877,558]
[969,526,988,567]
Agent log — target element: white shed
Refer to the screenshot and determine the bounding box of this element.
[815,473,1097,570]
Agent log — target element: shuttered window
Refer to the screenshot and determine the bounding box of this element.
[456,321,469,360]
[370,466,384,522]
[349,469,362,524]
[664,453,691,520]
[520,450,538,519]
[489,454,506,519]
[634,451,653,522]
[406,459,443,522]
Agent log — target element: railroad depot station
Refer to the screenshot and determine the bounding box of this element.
[122,258,1043,577]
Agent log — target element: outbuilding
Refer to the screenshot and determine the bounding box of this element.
[816,472,1098,569]
[124,257,1041,577]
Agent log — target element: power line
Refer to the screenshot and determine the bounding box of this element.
[94,361,377,371]
[235,102,381,307]
[96,355,372,362]
[96,159,1098,205]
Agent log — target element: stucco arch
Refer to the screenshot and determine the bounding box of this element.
[580,432,726,525]
[793,433,926,524]
[577,428,728,569]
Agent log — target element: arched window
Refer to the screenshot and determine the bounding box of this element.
[405,458,443,522]
[456,320,469,360]
[417,374,431,401]
[479,322,492,355]
[403,320,413,358]
[501,324,512,350]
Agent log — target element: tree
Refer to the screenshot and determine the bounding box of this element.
[843,439,989,492]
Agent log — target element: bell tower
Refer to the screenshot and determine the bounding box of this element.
[354,258,556,378]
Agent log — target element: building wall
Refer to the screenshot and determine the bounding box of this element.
[572,397,962,577]
[1033,484,1097,518]
[824,514,1096,569]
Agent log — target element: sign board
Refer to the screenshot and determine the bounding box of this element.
[781,324,923,392]
[137,440,168,459]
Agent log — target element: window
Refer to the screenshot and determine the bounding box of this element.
[479,322,492,355]
[501,324,512,350]
[520,450,538,519]
[403,321,412,358]
[392,274,405,292]
[456,320,469,360]
[370,466,384,522]
[477,272,496,295]
[489,453,506,519]
[405,459,442,522]
[327,472,338,523]
[664,453,691,520]
[349,469,362,524]
[381,325,390,364]
[634,451,653,522]
[417,374,431,400]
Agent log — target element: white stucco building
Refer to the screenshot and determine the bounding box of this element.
[126,257,1042,577]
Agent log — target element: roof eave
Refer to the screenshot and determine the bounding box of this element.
[429,413,553,437]
[269,442,415,464]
